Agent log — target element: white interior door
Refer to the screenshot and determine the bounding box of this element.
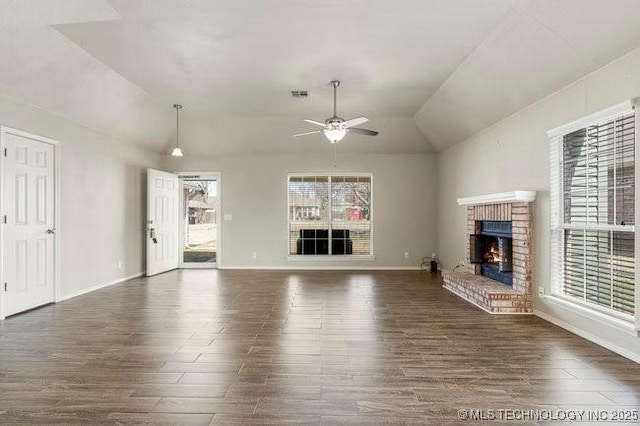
[146,169,179,276]
[2,128,56,317]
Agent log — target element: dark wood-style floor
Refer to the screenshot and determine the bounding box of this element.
[0,270,638,425]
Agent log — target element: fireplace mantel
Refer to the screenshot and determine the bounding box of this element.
[457,191,536,206]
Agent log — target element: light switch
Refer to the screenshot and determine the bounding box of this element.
[223,214,233,221]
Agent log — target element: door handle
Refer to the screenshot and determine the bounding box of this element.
[46,228,56,234]
[149,228,158,244]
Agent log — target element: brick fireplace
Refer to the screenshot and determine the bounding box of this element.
[442,191,535,314]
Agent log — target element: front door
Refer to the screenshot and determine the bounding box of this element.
[1,127,56,317]
[146,169,179,276]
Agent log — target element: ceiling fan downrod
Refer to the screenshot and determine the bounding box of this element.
[331,80,340,119]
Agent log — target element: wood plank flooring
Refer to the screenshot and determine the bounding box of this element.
[0,270,638,425]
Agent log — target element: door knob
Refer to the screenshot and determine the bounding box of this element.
[46,228,56,234]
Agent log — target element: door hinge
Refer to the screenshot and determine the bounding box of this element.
[3,283,6,292]
[2,215,6,224]
[3,148,6,157]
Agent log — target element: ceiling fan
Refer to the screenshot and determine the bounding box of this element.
[293,80,379,143]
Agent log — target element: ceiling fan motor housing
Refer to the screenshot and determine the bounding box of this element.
[326,117,345,126]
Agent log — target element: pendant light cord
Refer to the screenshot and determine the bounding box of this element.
[174,104,181,149]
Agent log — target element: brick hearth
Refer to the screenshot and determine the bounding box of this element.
[442,194,534,314]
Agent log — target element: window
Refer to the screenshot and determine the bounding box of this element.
[288,174,372,256]
[549,101,635,318]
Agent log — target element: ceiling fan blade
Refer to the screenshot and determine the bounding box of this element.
[343,117,369,128]
[349,127,379,136]
[303,119,327,127]
[293,130,323,137]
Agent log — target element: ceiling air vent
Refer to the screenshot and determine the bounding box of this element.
[291,90,308,98]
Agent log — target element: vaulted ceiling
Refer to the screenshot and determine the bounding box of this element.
[2,0,640,156]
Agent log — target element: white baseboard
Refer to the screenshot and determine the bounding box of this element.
[58,272,144,302]
[218,266,421,271]
[535,309,640,364]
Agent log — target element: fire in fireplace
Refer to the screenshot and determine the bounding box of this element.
[470,221,513,286]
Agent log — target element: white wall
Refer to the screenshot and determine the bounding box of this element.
[437,47,640,361]
[0,94,162,300]
[164,151,437,269]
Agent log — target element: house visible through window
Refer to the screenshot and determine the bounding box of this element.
[288,174,372,256]
[549,102,635,317]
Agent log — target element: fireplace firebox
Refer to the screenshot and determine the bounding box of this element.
[470,221,513,286]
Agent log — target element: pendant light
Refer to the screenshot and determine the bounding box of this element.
[171,103,184,157]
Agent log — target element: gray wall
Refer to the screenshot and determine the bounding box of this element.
[164,152,437,269]
[437,46,640,361]
[0,93,162,299]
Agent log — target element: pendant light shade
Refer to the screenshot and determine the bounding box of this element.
[171,103,184,157]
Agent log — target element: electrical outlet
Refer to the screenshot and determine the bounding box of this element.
[404,252,409,259]
[117,260,123,269]
[252,252,257,259]
[538,286,545,297]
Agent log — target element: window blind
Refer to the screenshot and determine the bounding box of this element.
[549,103,635,317]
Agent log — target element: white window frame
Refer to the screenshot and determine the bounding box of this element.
[548,100,639,330]
[286,172,374,260]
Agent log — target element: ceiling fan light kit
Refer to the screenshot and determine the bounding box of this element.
[325,128,346,143]
[293,80,378,144]
[171,103,184,157]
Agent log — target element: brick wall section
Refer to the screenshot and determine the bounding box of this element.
[474,203,512,221]
[465,206,480,274]
[511,202,532,297]
[443,201,533,314]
